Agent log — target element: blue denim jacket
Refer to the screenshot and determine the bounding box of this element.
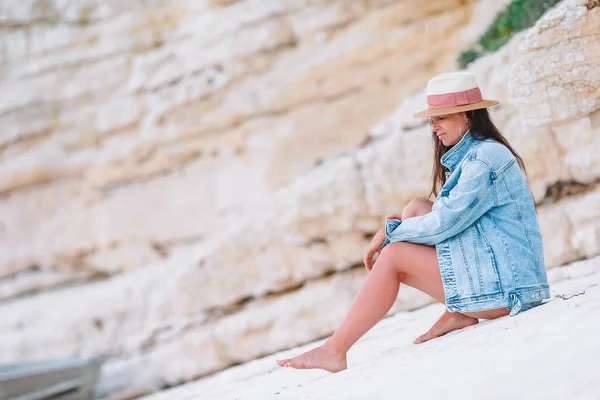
[382,131,550,316]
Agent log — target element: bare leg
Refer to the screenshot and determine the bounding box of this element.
[400,199,508,343]
[276,199,435,371]
[276,197,508,370]
[276,241,418,371]
[399,199,508,343]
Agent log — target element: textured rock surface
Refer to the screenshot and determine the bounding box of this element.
[141,256,600,400]
[538,186,600,267]
[2,184,600,397]
[0,0,505,284]
[0,1,599,398]
[509,4,600,126]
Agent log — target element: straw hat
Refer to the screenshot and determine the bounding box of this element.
[413,72,499,118]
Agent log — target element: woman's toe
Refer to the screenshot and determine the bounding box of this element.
[413,332,432,344]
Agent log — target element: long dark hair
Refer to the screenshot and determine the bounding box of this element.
[429,108,526,198]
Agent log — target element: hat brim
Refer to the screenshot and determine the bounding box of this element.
[413,100,500,118]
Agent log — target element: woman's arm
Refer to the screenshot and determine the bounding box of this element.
[384,159,495,246]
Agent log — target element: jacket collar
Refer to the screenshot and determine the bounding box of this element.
[441,130,476,171]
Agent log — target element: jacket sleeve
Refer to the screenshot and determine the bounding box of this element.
[382,159,495,247]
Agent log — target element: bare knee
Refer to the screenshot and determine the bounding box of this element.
[374,242,412,281]
[402,197,433,220]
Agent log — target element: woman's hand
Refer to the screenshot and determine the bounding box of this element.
[363,215,402,271]
[363,229,385,272]
[385,214,402,220]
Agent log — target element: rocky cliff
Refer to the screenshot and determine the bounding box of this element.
[0,0,598,398]
[0,0,507,287]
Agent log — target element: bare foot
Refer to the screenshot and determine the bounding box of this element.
[413,310,479,344]
[276,344,347,372]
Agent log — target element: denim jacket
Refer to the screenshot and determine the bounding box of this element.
[382,131,550,316]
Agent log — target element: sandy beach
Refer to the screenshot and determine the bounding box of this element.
[142,255,600,400]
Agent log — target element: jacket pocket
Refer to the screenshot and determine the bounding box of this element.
[474,220,502,294]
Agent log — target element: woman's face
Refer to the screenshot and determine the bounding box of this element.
[430,112,469,147]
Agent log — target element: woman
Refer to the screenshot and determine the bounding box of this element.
[276,72,550,372]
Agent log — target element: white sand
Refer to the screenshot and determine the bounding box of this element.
[143,256,600,400]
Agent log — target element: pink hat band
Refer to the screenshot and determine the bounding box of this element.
[427,87,483,109]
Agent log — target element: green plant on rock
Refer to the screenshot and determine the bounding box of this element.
[458,0,563,69]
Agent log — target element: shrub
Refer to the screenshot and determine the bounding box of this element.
[458,0,563,69]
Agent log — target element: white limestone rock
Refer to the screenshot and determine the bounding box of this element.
[509,2,600,126]
[0,1,599,398]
